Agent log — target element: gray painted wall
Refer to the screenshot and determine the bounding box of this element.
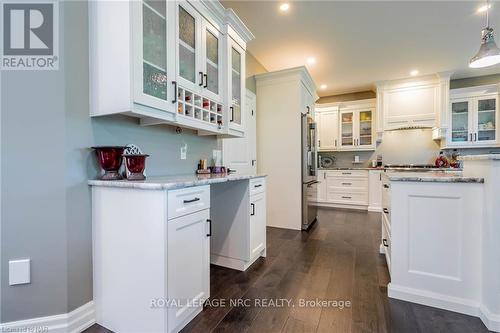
[1,1,217,322]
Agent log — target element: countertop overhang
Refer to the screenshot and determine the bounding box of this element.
[388,172,484,183]
[88,174,267,190]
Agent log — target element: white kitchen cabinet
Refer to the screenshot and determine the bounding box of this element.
[368,170,383,212]
[317,170,327,202]
[250,192,266,258]
[376,74,451,131]
[90,0,177,120]
[316,107,339,151]
[446,85,499,148]
[89,0,253,137]
[340,109,375,150]
[221,90,257,175]
[167,209,210,332]
[227,37,246,134]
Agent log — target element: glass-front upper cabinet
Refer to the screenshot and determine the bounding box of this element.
[450,99,470,143]
[202,22,223,102]
[176,2,201,92]
[228,38,245,132]
[340,111,354,148]
[476,97,496,142]
[358,110,373,147]
[133,0,175,112]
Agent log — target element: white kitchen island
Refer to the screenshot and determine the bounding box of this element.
[89,174,266,333]
[379,171,497,330]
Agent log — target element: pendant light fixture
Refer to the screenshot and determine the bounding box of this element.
[469,0,500,68]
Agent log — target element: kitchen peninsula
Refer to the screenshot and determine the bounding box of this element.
[89,174,266,333]
[381,166,500,331]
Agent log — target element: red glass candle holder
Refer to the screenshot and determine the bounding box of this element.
[92,146,126,180]
[123,154,149,180]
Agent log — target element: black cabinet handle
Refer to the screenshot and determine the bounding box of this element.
[203,73,208,88]
[334,139,337,147]
[383,184,390,189]
[318,140,321,147]
[383,208,389,214]
[230,107,234,122]
[470,133,473,141]
[383,239,388,247]
[254,184,262,188]
[474,133,477,141]
[251,159,256,166]
[183,197,200,204]
[206,219,212,237]
[341,196,352,199]
[342,172,352,175]
[172,81,178,103]
[251,203,255,216]
[306,106,310,114]
[199,72,204,86]
[341,182,352,185]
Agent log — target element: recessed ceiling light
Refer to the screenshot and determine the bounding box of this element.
[477,4,491,13]
[279,3,290,12]
[410,69,419,76]
[306,57,316,65]
[320,84,327,90]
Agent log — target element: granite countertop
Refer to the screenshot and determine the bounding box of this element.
[319,167,384,170]
[388,172,484,183]
[319,167,462,171]
[88,173,266,190]
[459,154,500,161]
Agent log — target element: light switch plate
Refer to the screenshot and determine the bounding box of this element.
[9,259,30,285]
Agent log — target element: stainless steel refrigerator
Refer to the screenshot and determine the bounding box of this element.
[301,113,318,230]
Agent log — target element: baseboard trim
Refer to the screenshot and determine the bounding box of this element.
[389,283,500,332]
[312,201,368,211]
[0,301,95,333]
[211,249,265,271]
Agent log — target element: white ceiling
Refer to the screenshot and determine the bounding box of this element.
[222,0,500,97]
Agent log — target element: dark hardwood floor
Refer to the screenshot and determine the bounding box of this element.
[84,208,490,333]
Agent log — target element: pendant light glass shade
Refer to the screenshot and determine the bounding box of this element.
[469,27,500,68]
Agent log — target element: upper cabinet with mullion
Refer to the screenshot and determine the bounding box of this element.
[447,84,499,148]
[89,0,253,137]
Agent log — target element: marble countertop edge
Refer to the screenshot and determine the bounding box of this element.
[88,174,267,190]
[459,154,500,161]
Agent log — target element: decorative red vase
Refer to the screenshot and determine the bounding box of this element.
[123,154,149,180]
[92,146,126,180]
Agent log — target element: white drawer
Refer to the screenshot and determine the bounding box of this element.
[326,170,368,178]
[326,191,368,205]
[327,177,368,191]
[167,185,210,219]
[250,177,266,196]
[382,219,391,274]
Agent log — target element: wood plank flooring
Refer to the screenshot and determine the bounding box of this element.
[84,208,490,333]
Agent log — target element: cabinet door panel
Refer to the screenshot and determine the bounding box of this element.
[317,111,338,151]
[250,193,266,258]
[177,2,201,91]
[228,39,245,131]
[340,111,354,148]
[202,22,223,102]
[167,209,210,332]
[450,99,470,144]
[476,97,497,142]
[358,110,373,146]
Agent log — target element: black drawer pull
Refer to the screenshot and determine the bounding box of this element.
[383,239,389,247]
[183,197,200,204]
[342,172,352,175]
[206,219,212,237]
[251,203,255,216]
[341,182,352,185]
[383,184,390,188]
[383,208,389,214]
[254,184,262,188]
[341,196,352,199]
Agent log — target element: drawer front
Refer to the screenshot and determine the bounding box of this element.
[326,191,368,205]
[326,170,368,178]
[250,177,266,196]
[327,177,368,191]
[168,185,210,219]
[382,220,391,274]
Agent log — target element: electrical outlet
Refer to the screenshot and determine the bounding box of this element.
[180,144,187,160]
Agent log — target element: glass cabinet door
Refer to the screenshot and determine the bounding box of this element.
[358,110,373,146]
[178,4,198,87]
[230,45,242,126]
[205,28,219,98]
[142,0,168,101]
[451,100,470,143]
[341,112,354,147]
[476,97,496,142]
